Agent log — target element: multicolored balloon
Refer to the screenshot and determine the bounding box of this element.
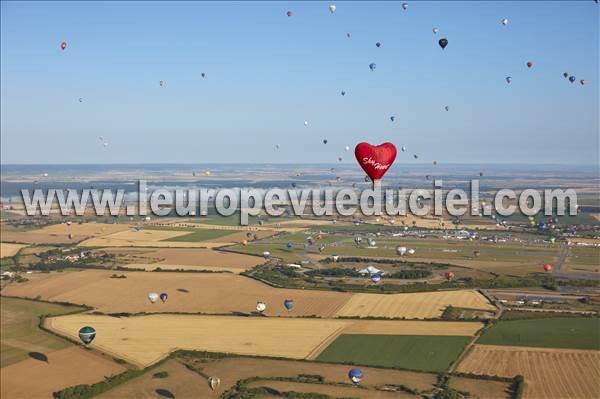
[208,376,221,390]
[78,326,96,345]
[283,299,294,310]
[371,273,381,283]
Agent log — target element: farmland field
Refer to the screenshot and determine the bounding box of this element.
[334,289,495,319]
[477,317,600,350]
[0,297,85,366]
[457,344,600,399]
[0,243,27,257]
[1,270,352,317]
[107,247,264,273]
[45,314,484,367]
[0,222,131,245]
[316,334,472,372]
[1,347,127,399]
[162,228,237,242]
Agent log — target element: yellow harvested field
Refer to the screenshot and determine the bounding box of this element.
[46,314,483,368]
[1,270,351,317]
[0,222,130,244]
[334,290,496,319]
[78,228,195,247]
[0,243,27,257]
[457,345,600,399]
[46,314,353,366]
[341,320,483,336]
[0,347,126,399]
[110,247,264,273]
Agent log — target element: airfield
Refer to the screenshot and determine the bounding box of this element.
[1,209,599,398]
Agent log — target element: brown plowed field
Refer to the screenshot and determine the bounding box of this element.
[0,347,126,399]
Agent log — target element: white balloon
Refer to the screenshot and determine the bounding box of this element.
[148,292,159,303]
[329,4,336,13]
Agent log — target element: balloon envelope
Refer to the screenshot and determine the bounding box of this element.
[208,376,221,391]
[543,263,552,272]
[284,299,294,310]
[348,368,363,384]
[160,293,168,302]
[60,41,67,50]
[569,76,576,83]
[286,10,292,17]
[369,63,376,71]
[445,271,455,280]
[148,292,159,303]
[438,38,448,49]
[371,273,381,283]
[78,326,96,345]
[256,302,267,312]
[329,4,336,13]
[396,246,407,256]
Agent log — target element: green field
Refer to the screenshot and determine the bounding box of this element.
[316,334,471,372]
[477,317,600,350]
[162,229,236,242]
[0,297,85,367]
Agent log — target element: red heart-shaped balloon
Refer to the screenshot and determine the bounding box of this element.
[355,142,397,181]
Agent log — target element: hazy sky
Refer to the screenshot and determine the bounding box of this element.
[1,1,598,165]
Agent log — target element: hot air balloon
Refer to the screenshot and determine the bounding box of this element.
[60,41,67,50]
[346,32,352,38]
[354,236,363,245]
[159,293,168,302]
[569,76,576,83]
[286,241,293,249]
[208,376,221,391]
[284,299,294,310]
[256,301,267,313]
[341,90,346,96]
[543,263,552,272]
[506,76,512,84]
[433,27,439,34]
[304,120,309,127]
[274,144,281,150]
[345,145,350,151]
[242,239,248,246]
[433,160,438,165]
[580,79,587,85]
[563,72,569,78]
[413,154,419,159]
[262,251,271,259]
[329,4,336,13]
[444,105,449,111]
[402,3,408,10]
[473,250,481,258]
[159,80,164,86]
[438,38,448,49]
[538,222,548,230]
[78,326,96,345]
[323,139,328,144]
[371,273,381,283]
[369,63,376,71]
[390,116,395,122]
[376,42,381,48]
[407,248,415,255]
[348,368,363,384]
[396,246,407,256]
[78,97,83,103]
[367,238,376,247]
[445,271,455,280]
[201,72,206,78]
[500,18,508,26]
[526,61,533,68]
[286,10,292,17]
[148,292,159,303]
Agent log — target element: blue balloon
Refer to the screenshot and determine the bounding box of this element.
[283,299,294,310]
[390,116,395,122]
[569,76,576,83]
[348,368,363,384]
[160,293,168,302]
[538,222,548,230]
[371,273,381,283]
[369,63,376,71]
[287,241,293,249]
